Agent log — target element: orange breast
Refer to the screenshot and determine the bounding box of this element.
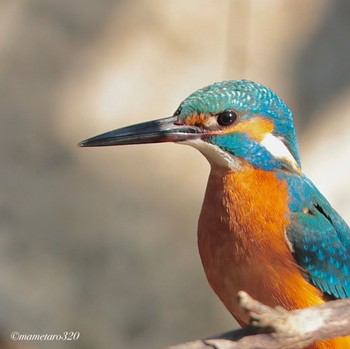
[198,164,350,349]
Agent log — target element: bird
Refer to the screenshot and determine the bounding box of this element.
[79,80,350,349]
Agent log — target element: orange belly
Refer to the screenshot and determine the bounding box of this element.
[198,165,350,349]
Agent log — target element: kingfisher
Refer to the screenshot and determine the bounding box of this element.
[79,80,350,349]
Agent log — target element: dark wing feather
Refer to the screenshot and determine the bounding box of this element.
[285,176,350,299]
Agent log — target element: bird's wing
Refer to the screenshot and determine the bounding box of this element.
[286,177,350,299]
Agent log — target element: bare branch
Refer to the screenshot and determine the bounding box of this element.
[165,291,350,349]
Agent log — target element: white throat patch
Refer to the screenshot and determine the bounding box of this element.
[179,139,242,171]
[260,133,300,172]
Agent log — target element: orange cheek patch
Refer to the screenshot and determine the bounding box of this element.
[184,112,209,126]
[227,117,274,141]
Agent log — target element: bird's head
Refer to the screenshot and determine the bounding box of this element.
[80,80,301,173]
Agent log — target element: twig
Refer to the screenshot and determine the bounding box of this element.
[165,291,350,349]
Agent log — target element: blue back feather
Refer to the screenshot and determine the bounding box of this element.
[279,172,350,299]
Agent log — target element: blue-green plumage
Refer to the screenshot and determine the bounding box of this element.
[209,132,283,170]
[279,171,350,299]
[177,79,350,300]
[80,78,350,304]
[177,80,302,167]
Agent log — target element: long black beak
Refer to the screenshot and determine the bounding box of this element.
[79,116,203,147]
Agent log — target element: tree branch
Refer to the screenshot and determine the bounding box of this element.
[165,291,350,349]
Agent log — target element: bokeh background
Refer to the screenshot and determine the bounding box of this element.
[1,0,350,348]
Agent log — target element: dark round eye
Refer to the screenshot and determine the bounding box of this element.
[217,110,238,126]
[174,106,182,116]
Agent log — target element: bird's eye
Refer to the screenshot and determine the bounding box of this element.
[174,106,182,116]
[216,110,238,127]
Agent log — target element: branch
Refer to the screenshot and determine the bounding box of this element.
[165,291,350,349]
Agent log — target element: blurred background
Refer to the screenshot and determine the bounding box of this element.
[0,0,349,348]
